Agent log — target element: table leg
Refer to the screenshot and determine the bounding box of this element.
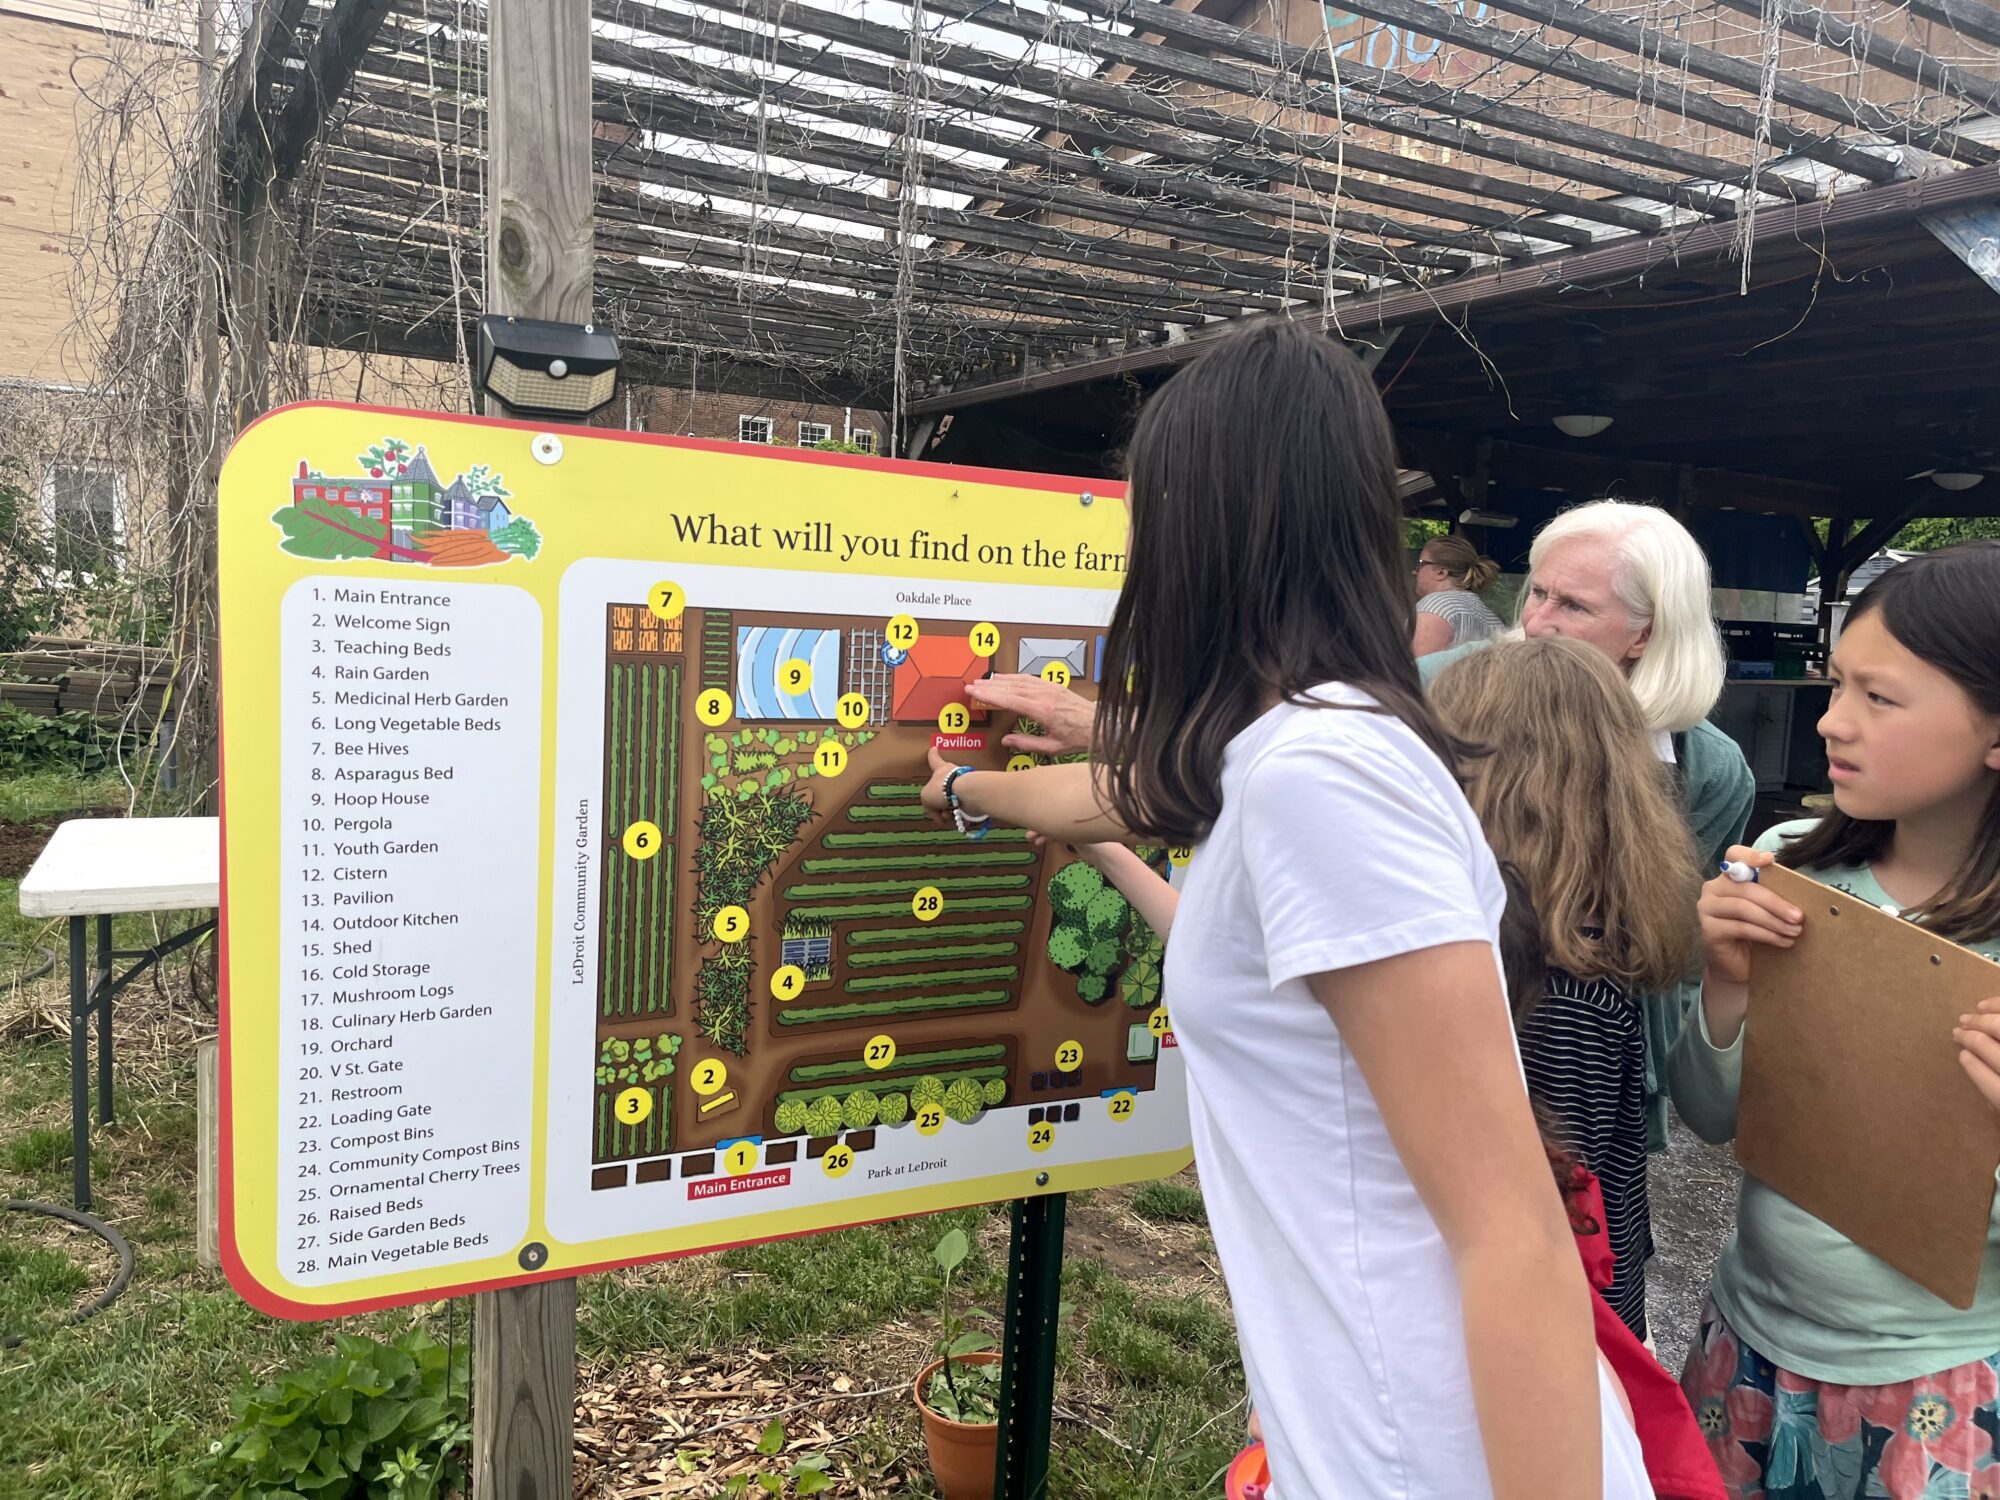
[69,916,90,1211]
[97,913,114,1126]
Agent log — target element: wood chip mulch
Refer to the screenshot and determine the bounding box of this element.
[572,1341,935,1499]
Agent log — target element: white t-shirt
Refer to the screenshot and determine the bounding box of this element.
[1164,684,1653,1499]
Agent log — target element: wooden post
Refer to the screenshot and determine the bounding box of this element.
[472,0,592,1495]
[197,1037,220,1269]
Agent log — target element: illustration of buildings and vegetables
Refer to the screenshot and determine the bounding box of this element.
[270,436,541,566]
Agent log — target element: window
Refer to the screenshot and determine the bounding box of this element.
[798,421,832,447]
[41,461,124,578]
[851,429,877,454]
[738,415,773,445]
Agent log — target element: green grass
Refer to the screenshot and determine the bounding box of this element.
[1131,1179,1208,1225]
[0,768,130,824]
[846,942,1018,969]
[844,964,1019,995]
[789,1045,1005,1082]
[776,989,1012,1025]
[864,783,923,799]
[847,920,1024,947]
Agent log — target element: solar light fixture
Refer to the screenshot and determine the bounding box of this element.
[477,315,620,419]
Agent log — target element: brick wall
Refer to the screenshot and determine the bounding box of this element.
[645,388,890,451]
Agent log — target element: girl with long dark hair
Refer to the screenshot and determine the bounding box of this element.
[1675,540,2000,1500]
[921,323,1649,1498]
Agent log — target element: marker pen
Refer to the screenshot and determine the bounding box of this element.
[1720,860,1759,884]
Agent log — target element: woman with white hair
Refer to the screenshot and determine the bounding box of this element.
[1420,501,1755,1334]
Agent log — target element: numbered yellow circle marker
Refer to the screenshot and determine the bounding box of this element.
[690,1058,729,1097]
[937,702,971,735]
[1040,661,1072,687]
[647,581,686,621]
[770,965,806,1002]
[723,1140,759,1177]
[887,613,920,649]
[912,886,945,922]
[1005,753,1035,773]
[1147,1009,1172,1038]
[622,820,662,860]
[695,688,733,726]
[864,1035,897,1071]
[779,658,813,695]
[1028,1120,1056,1153]
[1107,1091,1136,1123]
[615,1087,654,1124]
[969,622,1001,658]
[1054,1039,1084,1072]
[836,693,871,729]
[712,905,750,942]
[1167,845,1194,868]
[822,1144,856,1179]
[814,741,849,778]
[915,1102,946,1136]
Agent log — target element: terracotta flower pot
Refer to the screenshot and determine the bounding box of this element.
[913,1351,1001,1500]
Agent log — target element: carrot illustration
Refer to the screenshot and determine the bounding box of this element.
[414,529,510,567]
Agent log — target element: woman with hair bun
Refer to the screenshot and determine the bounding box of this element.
[1414,534,1506,655]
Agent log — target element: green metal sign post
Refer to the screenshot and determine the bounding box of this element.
[992,1192,1068,1498]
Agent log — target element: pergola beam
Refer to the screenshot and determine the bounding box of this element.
[1697,0,2000,126]
[333,60,1349,299]
[586,0,1599,249]
[1246,0,1895,181]
[331,100,1326,303]
[652,0,1670,236]
[1473,0,1995,163]
[1041,0,1804,203]
[266,0,399,180]
[1903,0,2000,53]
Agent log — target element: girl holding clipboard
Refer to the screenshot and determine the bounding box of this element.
[1673,541,2000,1500]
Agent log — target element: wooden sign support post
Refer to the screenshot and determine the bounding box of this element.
[992,1194,1067,1498]
[472,0,593,1493]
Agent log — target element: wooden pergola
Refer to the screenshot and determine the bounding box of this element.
[219,0,2000,439]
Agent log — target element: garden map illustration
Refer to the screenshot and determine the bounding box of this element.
[216,403,1193,1318]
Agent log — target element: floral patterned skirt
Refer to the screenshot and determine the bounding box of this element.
[1680,1299,2000,1499]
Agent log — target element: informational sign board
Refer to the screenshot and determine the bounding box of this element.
[217,404,1192,1318]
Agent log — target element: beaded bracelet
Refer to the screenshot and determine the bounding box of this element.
[941,764,991,839]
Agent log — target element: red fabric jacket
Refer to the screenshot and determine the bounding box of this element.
[1568,1166,1726,1500]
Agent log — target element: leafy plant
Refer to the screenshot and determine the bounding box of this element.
[461,463,511,499]
[677,1420,832,1496]
[877,1092,910,1126]
[774,1098,809,1135]
[943,1078,984,1124]
[0,707,117,774]
[980,1078,1007,1107]
[0,467,56,652]
[840,1089,879,1131]
[806,1095,845,1137]
[924,1229,1000,1424]
[176,1328,469,1500]
[489,518,540,558]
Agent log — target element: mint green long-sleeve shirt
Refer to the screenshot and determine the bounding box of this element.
[1669,820,2000,1383]
[1418,640,1756,1150]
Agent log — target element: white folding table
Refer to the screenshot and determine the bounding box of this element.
[17,816,220,1209]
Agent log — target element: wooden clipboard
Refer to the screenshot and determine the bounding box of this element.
[1739,863,2000,1309]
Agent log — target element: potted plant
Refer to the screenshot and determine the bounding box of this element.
[913,1227,1002,1500]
